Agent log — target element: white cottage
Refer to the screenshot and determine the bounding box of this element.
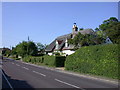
[45,23,95,55]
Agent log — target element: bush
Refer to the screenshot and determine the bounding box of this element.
[65,44,119,79]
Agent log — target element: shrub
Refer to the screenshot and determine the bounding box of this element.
[65,44,119,79]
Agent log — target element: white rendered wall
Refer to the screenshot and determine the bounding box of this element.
[48,52,52,56]
[62,50,75,55]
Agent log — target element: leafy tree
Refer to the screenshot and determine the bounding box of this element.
[95,27,100,32]
[36,43,45,51]
[36,42,45,55]
[98,17,120,44]
[5,49,11,57]
[15,41,28,58]
[2,48,11,57]
[68,31,105,49]
[11,47,17,55]
[15,41,38,58]
[28,41,38,56]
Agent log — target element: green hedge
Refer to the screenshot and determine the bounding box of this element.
[43,55,56,66]
[65,44,119,79]
[43,55,66,67]
[56,56,66,67]
[23,55,66,67]
[23,56,43,63]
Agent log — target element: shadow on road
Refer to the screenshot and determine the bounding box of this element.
[2,70,35,90]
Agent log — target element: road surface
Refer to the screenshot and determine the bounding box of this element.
[1,57,119,89]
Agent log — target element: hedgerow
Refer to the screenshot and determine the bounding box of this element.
[23,55,66,67]
[65,44,119,79]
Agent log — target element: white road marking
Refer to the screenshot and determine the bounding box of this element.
[22,67,29,70]
[32,71,46,77]
[1,70,13,89]
[12,63,14,64]
[16,64,20,66]
[19,61,118,85]
[55,78,84,89]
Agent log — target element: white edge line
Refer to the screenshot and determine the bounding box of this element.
[32,71,46,77]
[55,78,81,89]
[20,61,118,85]
[1,70,13,89]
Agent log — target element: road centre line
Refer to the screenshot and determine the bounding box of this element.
[32,71,46,77]
[16,64,20,66]
[55,78,85,89]
[18,61,118,85]
[1,70,13,90]
[22,67,29,70]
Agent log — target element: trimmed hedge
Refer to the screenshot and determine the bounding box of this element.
[65,44,119,79]
[56,56,66,67]
[43,55,66,67]
[23,56,43,63]
[23,55,66,67]
[43,55,56,66]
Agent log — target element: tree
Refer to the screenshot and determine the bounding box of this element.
[15,41,38,58]
[36,43,45,51]
[36,43,45,55]
[98,17,120,44]
[28,41,38,56]
[95,27,100,32]
[2,48,11,57]
[68,32,102,49]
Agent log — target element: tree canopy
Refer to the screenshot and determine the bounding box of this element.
[68,32,104,49]
[98,17,120,44]
[15,41,38,58]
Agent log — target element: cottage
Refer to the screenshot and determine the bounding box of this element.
[45,23,95,55]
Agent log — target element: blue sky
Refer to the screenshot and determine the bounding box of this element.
[2,2,118,48]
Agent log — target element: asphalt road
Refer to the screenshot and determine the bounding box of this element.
[1,57,119,90]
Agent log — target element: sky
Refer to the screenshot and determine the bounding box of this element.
[1,2,118,48]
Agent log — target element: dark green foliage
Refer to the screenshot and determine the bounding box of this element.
[43,55,66,67]
[55,56,66,67]
[15,41,38,58]
[98,17,120,44]
[2,48,11,57]
[79,28,84,30]
[68,32,104,49]
[27,41,38,56]
[65,44,119,79]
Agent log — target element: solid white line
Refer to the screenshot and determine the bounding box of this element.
[1,70,13,89]
[22,67,29,70]
[55,78,84,89]
[32,71,46,77]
